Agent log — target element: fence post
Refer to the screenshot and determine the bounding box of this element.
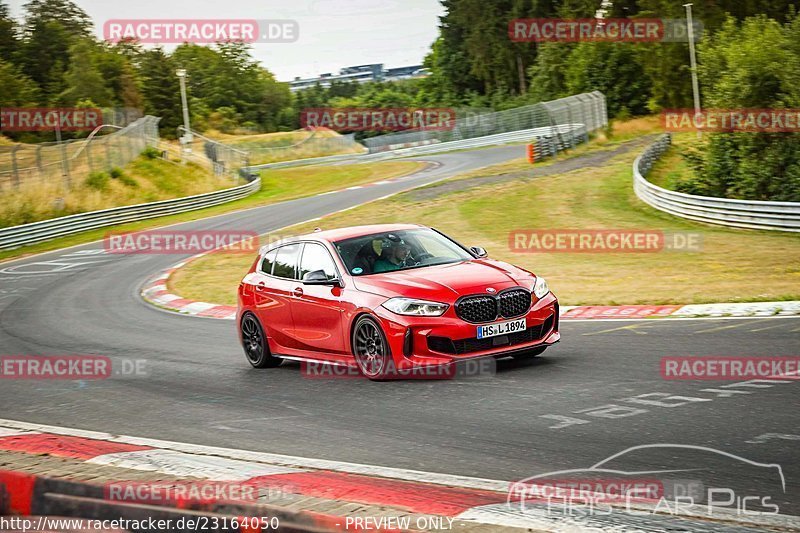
[86,141,93,174]
[35,145,44,183]
[104,138,112,172]
[10,145,20,189]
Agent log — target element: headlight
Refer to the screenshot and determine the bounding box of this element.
[533,277,549,299]
[382,297,449,316]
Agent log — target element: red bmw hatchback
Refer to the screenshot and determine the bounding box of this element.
[238,224,560,380]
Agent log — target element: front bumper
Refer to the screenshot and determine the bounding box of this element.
[374,292,560,368]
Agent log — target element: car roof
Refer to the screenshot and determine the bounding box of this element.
[300,224,427,243]
[259,224,427,253]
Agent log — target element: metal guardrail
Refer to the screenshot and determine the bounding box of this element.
[634,134,800,232]
[0,177,261,250]
[250,123,588,170]
[363,91,606,153]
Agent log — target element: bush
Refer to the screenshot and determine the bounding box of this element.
[110,167,138,187]
[686,16,800,201]
[85,171,110,191]
[141,146,162,160]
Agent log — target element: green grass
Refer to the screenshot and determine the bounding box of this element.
[647,132,703,189]
[173,122,800,306]
[0,160,425,263]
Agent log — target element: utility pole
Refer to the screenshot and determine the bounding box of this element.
[684,3,702,139]
[176,69,193,156]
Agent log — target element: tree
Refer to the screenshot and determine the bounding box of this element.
[59,39,114,106]
[564,42,651,116]
[139,49,182,136]
[678,16,800,201]
[0,59,40,106]
[21,0,91,37]
[0,1,18,62]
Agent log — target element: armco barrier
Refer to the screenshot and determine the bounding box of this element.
[633,135,800,232]
[0,177,261,250]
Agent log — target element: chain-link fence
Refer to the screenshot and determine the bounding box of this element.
[0,116,160,192]
[239,129,366,165]
[362,91,607,153]
[174,127,252,183]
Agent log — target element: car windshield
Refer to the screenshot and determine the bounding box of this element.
[334,228,473,276]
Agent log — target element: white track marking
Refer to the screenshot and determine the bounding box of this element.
[180,302,218,314]
[87,449,302,480]
[0,428,36,437]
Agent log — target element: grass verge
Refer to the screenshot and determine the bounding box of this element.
[0,160,425,263]
[646,132,703,189]
[172,122,800,306]
[1,156,225,228]
[217,129,365,165]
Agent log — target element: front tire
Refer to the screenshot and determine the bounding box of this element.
[241,313,282,368]
[352,315,392,380]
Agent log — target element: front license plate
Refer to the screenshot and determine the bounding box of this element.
[476,318,526,339]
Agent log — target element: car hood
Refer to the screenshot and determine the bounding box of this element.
[352,259,534,301]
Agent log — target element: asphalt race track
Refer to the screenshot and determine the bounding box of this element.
[1,143,798,517]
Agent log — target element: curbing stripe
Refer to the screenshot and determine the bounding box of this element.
[0,433,151,460]
[241,471,505,517]
[87,449,303,480]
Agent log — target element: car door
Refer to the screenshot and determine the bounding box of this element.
[253,243,302,351]
[290,242,348,356]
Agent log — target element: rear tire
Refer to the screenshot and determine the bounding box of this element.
[240,313,282,368]
[512,346,547,360]
[352,315,392,380]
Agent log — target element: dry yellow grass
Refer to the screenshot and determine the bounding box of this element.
[0,158,225,228]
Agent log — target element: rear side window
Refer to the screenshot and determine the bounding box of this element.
[260,249,277,274]
[272,244,301,279]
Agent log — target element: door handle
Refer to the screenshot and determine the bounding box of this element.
[293,287,304,297]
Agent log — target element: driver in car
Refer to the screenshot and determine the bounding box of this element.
[374,236,413,273]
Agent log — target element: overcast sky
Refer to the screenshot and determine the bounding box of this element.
[6,0,444,81]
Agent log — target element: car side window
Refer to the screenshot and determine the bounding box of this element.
[272,244,301,279]
[300,243,338,280]
[299,243,338,281]
[260,249,277,274]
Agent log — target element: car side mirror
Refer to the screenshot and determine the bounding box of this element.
[470,246,488,258]
[302,269,341,286]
